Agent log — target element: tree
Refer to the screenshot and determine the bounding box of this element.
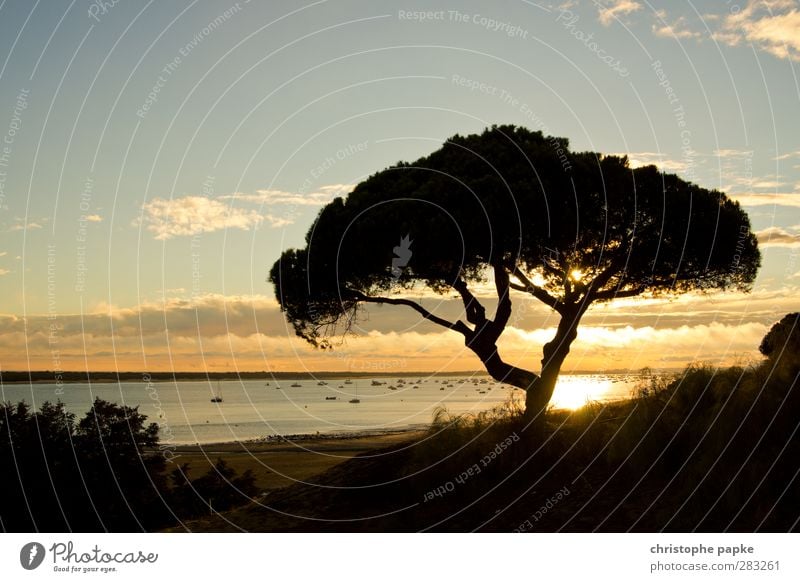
[0,398,170,531]
[74,397,169,530]
[760,312,800,370]
[270,125,760,424]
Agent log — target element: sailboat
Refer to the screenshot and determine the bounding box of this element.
[349,381,360,404]
[210,380,223,403]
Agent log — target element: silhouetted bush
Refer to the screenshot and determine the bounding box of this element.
[0,397,258,532]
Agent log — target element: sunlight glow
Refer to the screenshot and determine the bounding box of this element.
[549,376,614,410]
[570,269,584,281]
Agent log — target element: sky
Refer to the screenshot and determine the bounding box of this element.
[0,0,798,374]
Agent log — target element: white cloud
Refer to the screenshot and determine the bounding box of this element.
[85,214,103,223]
[647,2,800,62]
[756,225,800,247]
[751,180,786,189]
[264,214,294,228]
[597,0,642,26]
[613,152,687,172]
[223,184,353,207]
[730,192,800,207]
[713,148,755,158]
[7,218,44,231]
[652,11,702,39]
[715,1,800,61]
[141,196,267,240]
[140,184,354,239]
[0,268,9,276]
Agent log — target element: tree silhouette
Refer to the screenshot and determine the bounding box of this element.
[760,312,800,373]
[270,125,760,423]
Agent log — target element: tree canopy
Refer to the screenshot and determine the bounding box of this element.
[0,397,258,531]
[270,125,760,419]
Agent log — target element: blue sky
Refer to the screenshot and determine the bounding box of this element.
[0,0,798,371]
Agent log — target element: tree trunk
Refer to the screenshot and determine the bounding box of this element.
[466,327,540,400]
[524,306,583,423]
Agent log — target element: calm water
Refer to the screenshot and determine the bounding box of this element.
[0,374,645,444]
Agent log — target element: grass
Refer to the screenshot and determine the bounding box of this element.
[396,353,800,531]
[177,348,800,532]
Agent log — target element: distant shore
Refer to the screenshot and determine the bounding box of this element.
[1,368,673,384]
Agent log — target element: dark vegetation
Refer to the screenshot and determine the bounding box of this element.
[271,125,760,421]
[2,316,796,532]
[185,315,799,532]
[0,397,258,532]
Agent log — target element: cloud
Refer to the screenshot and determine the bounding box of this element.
[597,0,642,26]
[141,196,267,240]
[652,11,702,39]
[613,152,687,172]
[775,150,800,161]
[714,1,800,61]
[646,2,800,62]
[85,214,103,223]
[502,321,769,371]
[730,192,800,207]
[0,268,9,276]
[7,218,45,232]
[1,287,791,372]
[751,180,786,189]
[713,148,755,158]
[756,226,800,247]
[222,184,353,207]
[140,184,354,239]
[264,214,294,228]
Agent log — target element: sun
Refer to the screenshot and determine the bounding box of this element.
[549,376,613,410]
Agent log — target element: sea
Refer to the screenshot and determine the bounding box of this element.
[0,374,649,444]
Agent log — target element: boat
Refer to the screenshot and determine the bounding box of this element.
[389,386,398,391]
[290,383,302,387]
[317,381,328,386]
[325,396,337,401]
[349,398,360,403]
[210,380,223,403]
[371,380,384,386]
[344,379,353,385]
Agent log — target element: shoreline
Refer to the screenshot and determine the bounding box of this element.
[1,369,667,384]
[168,425,431,450]
[170,425,428,453]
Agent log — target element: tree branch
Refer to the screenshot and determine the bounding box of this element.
[452,277,486,326]
[510,266,563,311]
[346,290,470,336]
[492,263,512,330]
[585,259,624,296]
[591,286,645,302]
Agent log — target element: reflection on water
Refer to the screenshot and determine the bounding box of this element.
[0,374,644,444]
[551,375,619,410]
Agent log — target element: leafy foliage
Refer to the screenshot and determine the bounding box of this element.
[0,397,258,531]
[270,125,760,415]
[759,312,800,365]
